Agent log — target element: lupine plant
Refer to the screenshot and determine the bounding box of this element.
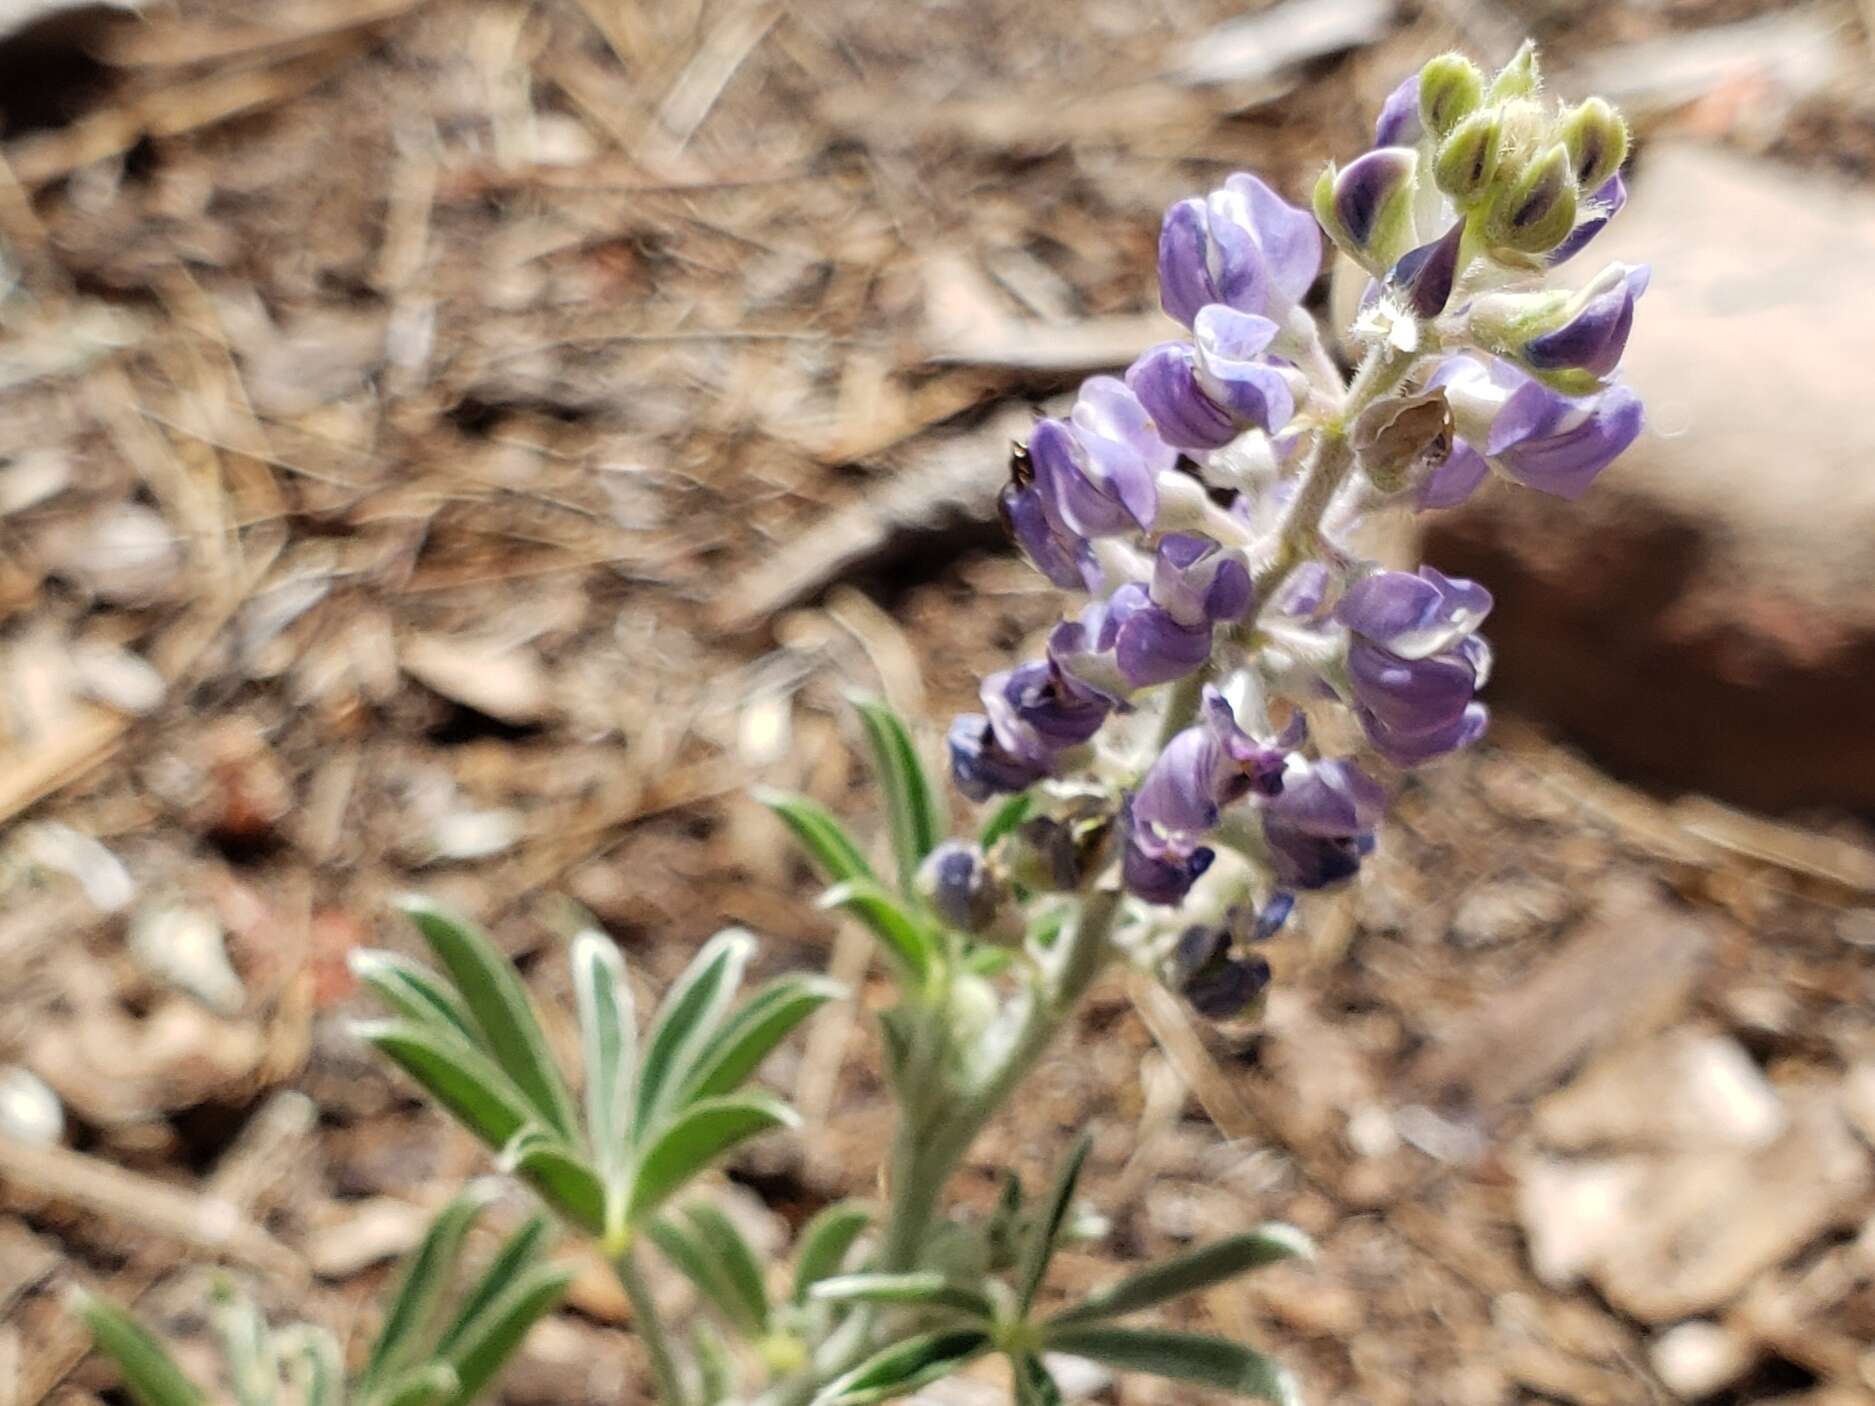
[76,43,1642,1406]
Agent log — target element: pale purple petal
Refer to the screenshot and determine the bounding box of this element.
[1231,173,1322,310]
[1126,344,1235,450]
[1546,174,1627,268]
[1418,437,1489,510]
[1373,73,1422,147]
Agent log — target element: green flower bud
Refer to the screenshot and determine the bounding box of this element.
[1417,53,1484,139]
[1487,38,1541,101]
[1433,109,1502,205]
[1557,96,1629,192]
[1487,141,1578,255]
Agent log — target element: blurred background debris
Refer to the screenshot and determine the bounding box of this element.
[0,1,1871,1404]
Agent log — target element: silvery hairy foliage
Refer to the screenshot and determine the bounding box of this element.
[75,42,1641,1406]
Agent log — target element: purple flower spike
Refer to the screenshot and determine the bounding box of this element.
[1127,344,1237,450]
[1546,173,1628,268]
[1158,174,1321,328]
[1435,355,1645,500]
[1373,72,1422,147]
[1133,686,1289,844]
[1192,307,1296,434]
[1338,568,1493,765]
[1261,757,1386,890]
[1522,264,1649,379]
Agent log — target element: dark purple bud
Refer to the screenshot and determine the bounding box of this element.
[1387,218,1466,319]
[1172,921,1272,1020]
[918,840,1003,934]
[1315,148,1418,266]
[1122,831,1214,907]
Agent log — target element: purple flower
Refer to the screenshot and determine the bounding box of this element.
[1123,310,1299,454]
[1373,73,1421,147]
[1120,798,1215,905]
[1336,567,1493,765]
[1158,174,1321,328]
[1433,355,1644,501]
[1126,344,1235,450]
[1387,218,1466,319]
[1133,686,1289,843]
[948,714,1046,802]
[948,654,1114,800]
[1416,437,1489,510]
[1000,479,1091,590]
[1053,537,1251,692]
[1546,173,1627,268]
[1521,264,1649,380]
[1170,920,1272,1019]
[1029,378,1174,540]
[1261,757,1386,890]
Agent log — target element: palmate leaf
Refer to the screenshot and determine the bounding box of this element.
[852,697,946,895]
[357,1019,537,1152]
[815,1330,991,1406]
[570,931,635,1186]
[633,929,755,1140]
[791,1202,871,1304]
[1041,1326,1299,1405]
[682,972,843,1103]
[1048,1226,1313,1327]
[756,788,876,886]
[816,881,937,987]
[397,898,580,1142]
[360,1185,493,1396]
[70,1289,206,1406]
[627,1092,798,1222]
[1015,1132,1092,1313]
[807,1273,992,1321]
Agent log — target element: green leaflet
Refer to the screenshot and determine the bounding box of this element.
[814,1330,991,1406]
[633,929,755,1139]
[435,1264,573,1406]
[435,1215,554,1358]
[647,1215,766,1339]
[1049,1226,1313,1326]
[1014,1132,1091,1313]
[71,1290,206,1406]
[790,1202,871,1304]
[628,1093,797,1222]
[348,949,477,1047]
[816,881,937,987]
[807,1273,992,1321]
[852,697,946,895]
[1040,1326,1299,1405]
[681,973,842,1103]
[357,1020,537,1152]
[360,1186,492,1395]
[755,788,876,886]
[570,931,636,1185]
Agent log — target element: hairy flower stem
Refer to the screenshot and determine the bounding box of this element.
[614,1251,688,1406]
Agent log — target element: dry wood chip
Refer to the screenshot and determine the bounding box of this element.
[401,633,552,725]
[1169,0,1395,88]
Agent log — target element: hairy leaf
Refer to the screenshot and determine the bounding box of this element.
[71,1291,206,1406]
[362,1186,492,1394]
[1041,1326,1298,1405]
[682,973,842,1103]
[570,931,636,1185]
[510,1141,606,1237]
[681,1203,771,1335]
[437,1215,554,1358]
[791,1202,871,1304]
[816,881,936,987]
[357,1020,537,1151]
[1049,1227,1313,1326]
[349,949,477,1047]
[633,929,755,1138]
[628,1093,797,1222]
[815,1330,990,1406]
[852,698,946,894]
[1015,1132,1091,1313]
[437,1263,573,1406]
[808,1273,991,1321]
[646,1216,764,1339]
[398,897,579,1140]
[755,788,875,886]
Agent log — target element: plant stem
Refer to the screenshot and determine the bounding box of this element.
[614,1250,688,1406]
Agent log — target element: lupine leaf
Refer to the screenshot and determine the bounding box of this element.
[1015,1132,1091,1313]
[1012,1354,1063,1406]
[1049,1227,1313,1327]
[569,931,636,1182]
[350,950,477,1047]
[755,788,875,885]
[681,1202,772,1335]
[377,1364,457,1406]
[510,1141,606,1236]
[852,698,946,895]
[628,1093,797,1221]
[436,1215,554,1358]
[816,1331,990,1406]
[209,1282,277,1406]
[1040,1326,1299,1405]
[358,1020,537,1151]
[361,1186,493,1394]
[646,1216,765,1339]
[808,1273,992,1321]
[791,1202,872,1304]
[682,973,843,1103]
[276,1327,342,1406]
[397,897,580,1141]
[816,881,936,986]
[71,1290,206,1406]
[437,1263,573,1406]
[977,791,1033,850]
[691,1320,735,1406]
[633,929,755,1138]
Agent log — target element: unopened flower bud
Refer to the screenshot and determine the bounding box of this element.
[1432,110,1502,206]
[1487,39,1541,101]
[1352,389,1454,495]
[1487,143,1578,255]
[1313,147,1419,270]
[1467,263,1648,388]
[1170,921,1271,1022]
[1417,53,1483,139]
[918,840,1004,935]
[1557,97,1629,193]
